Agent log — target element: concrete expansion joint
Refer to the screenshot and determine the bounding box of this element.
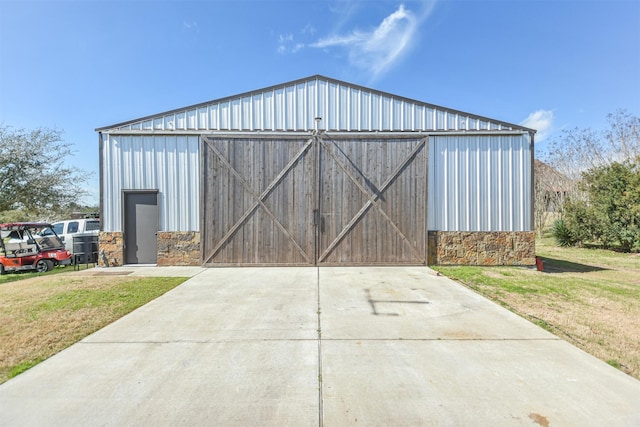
[318,337,562,342]
[80,340,210,345]
[81,338,323,345]
[316,267,324,427]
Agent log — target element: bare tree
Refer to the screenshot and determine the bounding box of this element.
[543,109,640,179]
[538,110,640,243]
[533,160,574,237]
[604,109,640,162]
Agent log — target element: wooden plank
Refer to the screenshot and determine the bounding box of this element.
[203,134,427,266]
[243,139,252,262]
[203,137,313,264]
[317,137,426,263]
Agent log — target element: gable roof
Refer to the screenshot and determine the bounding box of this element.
[97,74,535,134]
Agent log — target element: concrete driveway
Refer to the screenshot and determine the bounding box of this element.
[1,267,638,426]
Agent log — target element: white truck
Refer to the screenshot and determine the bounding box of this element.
[41,218,100,253]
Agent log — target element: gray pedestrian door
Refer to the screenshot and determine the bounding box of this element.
[202,134,426,266]
[124,191,159,265]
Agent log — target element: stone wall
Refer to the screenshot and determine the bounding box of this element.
[98,231,123,267]
[98,231,201,267]
[157,231,201,266]
[427,231,535,266]
[100,229,532,267]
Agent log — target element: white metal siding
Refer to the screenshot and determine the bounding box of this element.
[102,135,200,232]
[99,76,533,236]
[110,77,516,133]
[428,134,532,231]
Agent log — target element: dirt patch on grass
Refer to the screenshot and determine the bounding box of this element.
[436,238,640,379]
[496,290,640,377]
[90,271,134,276]
[0,272,186,383]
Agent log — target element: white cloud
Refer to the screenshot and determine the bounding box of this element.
[277,33,305,54]
[521,110,554,142]
[183,21,198,30]
[274,2,435,76]
[310,4,419,80]
[301,24,316,35]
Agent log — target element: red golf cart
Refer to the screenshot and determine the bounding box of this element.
[0,223,73,274]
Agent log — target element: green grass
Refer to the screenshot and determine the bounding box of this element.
[0,264,90,284]
[1,274,187,383]
[435,265,577,297]
[9,358,46,378]
[27,277,185,320]
[433,236,640,378]
[538,235,640,270]
[436,238,640,302]
[607,360,622,369]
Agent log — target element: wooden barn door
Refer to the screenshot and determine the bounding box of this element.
[316,136,427,265]
[201,134,427,266]
[202,136,315,265]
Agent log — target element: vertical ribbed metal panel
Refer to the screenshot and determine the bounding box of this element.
[110,77,521,133]
[100,76,533,236]
[102,135,200,232]
[428,134,532,231]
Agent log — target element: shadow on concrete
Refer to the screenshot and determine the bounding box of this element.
[365,288,431,316]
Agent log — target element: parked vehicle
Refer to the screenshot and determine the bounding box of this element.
[0,223,73,274]
[40,218,99,253]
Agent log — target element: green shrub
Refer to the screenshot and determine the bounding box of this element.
[552,219,576,247]
[556,157,640,252]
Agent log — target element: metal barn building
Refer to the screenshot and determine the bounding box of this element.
[96,75,536,267]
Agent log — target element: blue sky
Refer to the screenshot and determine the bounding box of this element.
[1,0,639,205]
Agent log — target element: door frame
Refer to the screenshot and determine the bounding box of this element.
[122,189,159,265]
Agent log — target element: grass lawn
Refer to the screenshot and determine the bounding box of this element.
[0,269,187,384]
[434,236,640,379]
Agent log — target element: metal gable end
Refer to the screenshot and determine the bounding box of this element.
[96,75,535,135]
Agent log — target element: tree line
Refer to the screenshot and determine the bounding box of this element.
[536,110,640,252]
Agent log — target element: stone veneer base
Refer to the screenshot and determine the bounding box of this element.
[427,231,535,266]
[98,231,201,267]
[101,230,533,267]
[98,231,124,267]
[157,231,201,266]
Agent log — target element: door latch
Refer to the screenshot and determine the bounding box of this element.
[313,210,324,232]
